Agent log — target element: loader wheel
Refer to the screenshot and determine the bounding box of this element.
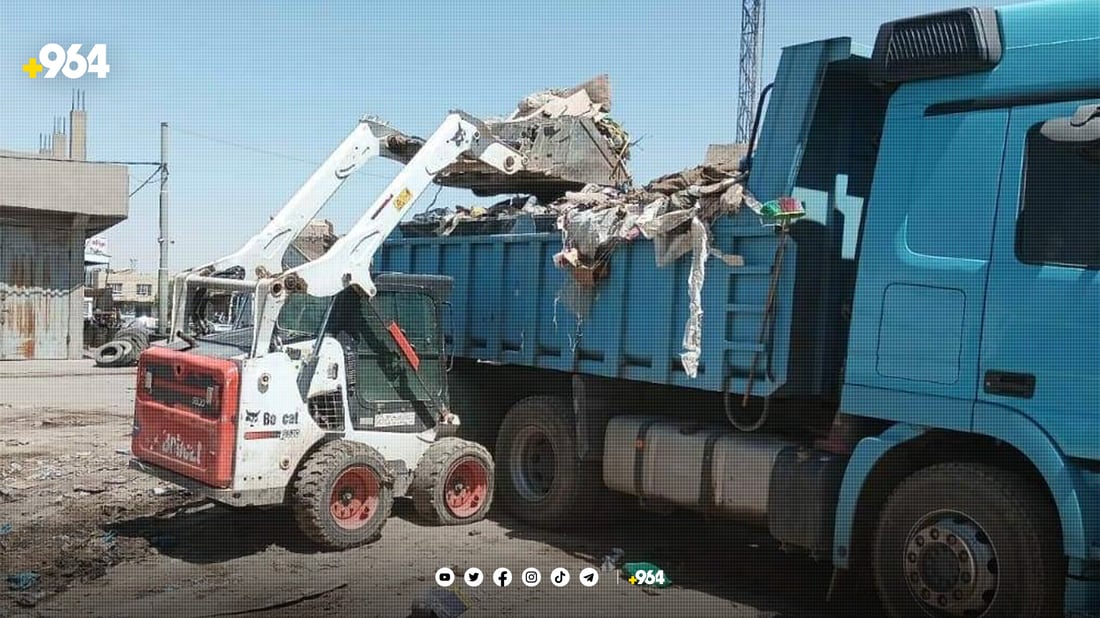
[411,438,494,525]
[873,463,1063,618]
[495,396,601,529]
[289,440,393,549]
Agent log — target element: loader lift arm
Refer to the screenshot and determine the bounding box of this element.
[197,117,421,282]
[169,111,526,357]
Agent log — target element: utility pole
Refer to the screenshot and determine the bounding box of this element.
[157,122,170,335]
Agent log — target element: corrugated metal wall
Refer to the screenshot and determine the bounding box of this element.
[0,225,79,360]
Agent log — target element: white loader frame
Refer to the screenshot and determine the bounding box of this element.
[138,111,526,511]
[169,111,525,358]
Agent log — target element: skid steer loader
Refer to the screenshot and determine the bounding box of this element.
[129,111,527,548]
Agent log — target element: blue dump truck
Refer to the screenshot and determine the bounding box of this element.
[377,2,1100,615]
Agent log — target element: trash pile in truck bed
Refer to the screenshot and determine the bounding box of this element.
[392,77,799,379]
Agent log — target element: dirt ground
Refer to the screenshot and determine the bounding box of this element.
[0,361,879,617]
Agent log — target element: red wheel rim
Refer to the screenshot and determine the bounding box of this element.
[444,457,489,518]
[329,465,380,530]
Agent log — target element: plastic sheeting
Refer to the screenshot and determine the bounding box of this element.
[552,165,760,378]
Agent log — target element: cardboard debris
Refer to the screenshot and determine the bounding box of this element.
[550,161,757,378]
[389,76,631,201]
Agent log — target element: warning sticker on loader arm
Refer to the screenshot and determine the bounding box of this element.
[394,187,413,210]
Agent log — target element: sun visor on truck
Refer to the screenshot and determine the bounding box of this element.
[873,7,1002,83]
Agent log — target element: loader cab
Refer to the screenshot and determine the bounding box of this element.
[280,274,453,434]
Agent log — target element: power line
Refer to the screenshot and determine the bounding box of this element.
[129,165,163,197]
[0,153,161,166]
[171,126,320,165]
[170,125,393,179]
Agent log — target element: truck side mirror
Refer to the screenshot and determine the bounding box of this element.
[1040,104,1100,150]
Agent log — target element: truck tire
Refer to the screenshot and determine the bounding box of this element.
[113,328,150,365]
[873,463,1063,618]
[495,396,601,529]
[411,438,494,526]
[115,327,150,352]
[94,340,133,367]
[289,440,394,550]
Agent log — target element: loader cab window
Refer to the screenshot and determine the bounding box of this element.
[275,245,333,337]
[277,293,330,338]
[1016,125,1100,269]
[325,287,445,433]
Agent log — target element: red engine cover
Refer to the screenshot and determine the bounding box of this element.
[132,347,240,488]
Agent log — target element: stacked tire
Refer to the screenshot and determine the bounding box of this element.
[94,327,151,367]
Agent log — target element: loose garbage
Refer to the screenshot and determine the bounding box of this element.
[551,163,766,378]
[408,588,472,618]
[6,571,39,591]
[397,75,633,201]
[601,547,626,571]
[402,196,556,238]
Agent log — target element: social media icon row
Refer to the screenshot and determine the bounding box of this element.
[435,566,599,588]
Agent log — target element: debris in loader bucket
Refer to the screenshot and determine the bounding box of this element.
[387,75,632,201]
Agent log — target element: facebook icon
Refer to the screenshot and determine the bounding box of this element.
[493,567,513,587]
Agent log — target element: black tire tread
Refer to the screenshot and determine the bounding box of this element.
[113,327,150,365]
[495,396,603,530]
[288,440,393,549]
[97,340,134,367]
[410,437,494,525]
[115,327,150,351]
[873,462,1063,618]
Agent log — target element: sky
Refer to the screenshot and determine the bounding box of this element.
[0,0,1029,272]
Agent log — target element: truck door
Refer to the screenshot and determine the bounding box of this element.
[843,105,1008,431]
[978,100,1100,462]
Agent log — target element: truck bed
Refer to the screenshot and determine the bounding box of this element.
[375,209,799,397]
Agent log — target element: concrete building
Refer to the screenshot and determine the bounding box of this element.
[0,92,129,359]
[289,219,338,262]
[90,269,163,319]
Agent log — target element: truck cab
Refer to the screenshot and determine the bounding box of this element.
[748,1,1100,614]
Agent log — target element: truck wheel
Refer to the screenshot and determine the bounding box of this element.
[411,438,494,525]
[873,463,1063,617]
[289,440,393,550]
[495,396,601,529]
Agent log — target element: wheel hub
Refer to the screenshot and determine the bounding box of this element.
[905,514,999,616]
[510,427,556,502]
[329,466,380,531]
[443,457,489,518]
